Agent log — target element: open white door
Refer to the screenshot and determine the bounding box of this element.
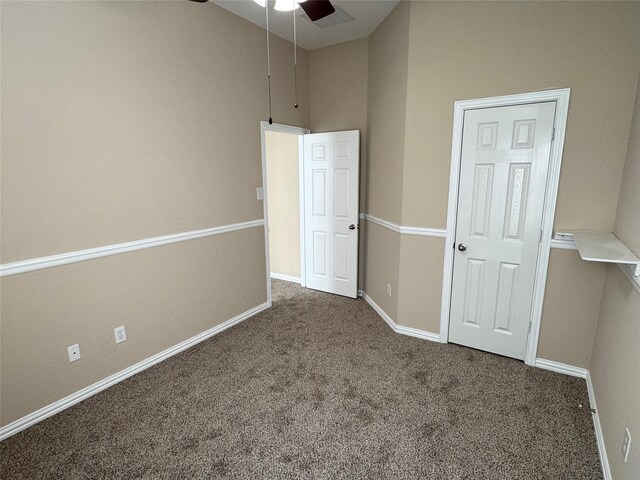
[448,102,556,360]
[303,130,359,298]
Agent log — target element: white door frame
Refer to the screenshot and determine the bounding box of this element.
[260,121,310,306]
[439,88,571,366]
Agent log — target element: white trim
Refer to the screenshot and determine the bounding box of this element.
[552,237,640,291]
[586,371,612,480]
[533,360,611,479]
[362,213,446,238]
[550,238,577,250]
[534,358,587,378]
[619,263,640,294]
[399,225,446,238]
[363,213,400,233]
[0,301,269,441]
[395,323,441,342]
[260,123,272,307]
[439,89,571,366]
[298,135,307,287]
[361,291,440,343]
[260,121,310,307]
[0,220,265,278]
[270,272,301,284]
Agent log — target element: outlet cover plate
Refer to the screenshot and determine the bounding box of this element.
[67,344,81,362]
[114,326,127,344]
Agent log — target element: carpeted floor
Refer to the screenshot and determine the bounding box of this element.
[1,280,602,479]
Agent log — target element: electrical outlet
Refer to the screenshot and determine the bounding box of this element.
[256,187,263,201]
[67,344,81,362]
[114,326,127,344]
[622,427,631,463]
[387,283,392,298]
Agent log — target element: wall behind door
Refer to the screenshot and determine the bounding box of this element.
[266,131,301,279]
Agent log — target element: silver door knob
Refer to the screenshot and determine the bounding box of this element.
[349,224,356,230]
[458,243,467,251]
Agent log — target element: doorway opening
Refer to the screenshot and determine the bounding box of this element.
[260,121,309,306]
[261,123,361,304]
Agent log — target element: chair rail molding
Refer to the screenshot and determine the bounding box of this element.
[362,213,446,238]
[0,219,265,277]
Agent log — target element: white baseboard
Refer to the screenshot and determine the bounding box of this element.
[270,273,301,284]
[534,359,610,479]
[0,301,270,441]
[534,358,588,378]
[361,291,440,343]
[586,371,612,480]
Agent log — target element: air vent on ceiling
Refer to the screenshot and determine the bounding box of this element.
[300,5,354,28]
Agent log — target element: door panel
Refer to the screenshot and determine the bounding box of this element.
[304,131,359,298]
[449,102,556,360]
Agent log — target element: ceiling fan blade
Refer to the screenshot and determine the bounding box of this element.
[188,0,209,3]
[299,0,335,21]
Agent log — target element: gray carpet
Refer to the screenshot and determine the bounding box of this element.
[0,280,602,479]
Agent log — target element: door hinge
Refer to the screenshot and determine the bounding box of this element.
[528,321,532,334]
[551,127,555,142]
[539,229,543,243]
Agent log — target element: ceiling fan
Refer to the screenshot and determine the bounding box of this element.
[188,0,336,22]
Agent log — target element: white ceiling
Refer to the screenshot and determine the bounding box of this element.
[211,0,400,50]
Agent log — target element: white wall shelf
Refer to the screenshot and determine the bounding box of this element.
[567,231,640,276]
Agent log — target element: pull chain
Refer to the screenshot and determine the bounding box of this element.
[266,0,273,124]
[293,8,298,109]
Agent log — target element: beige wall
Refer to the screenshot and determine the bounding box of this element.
[0,1,309,262]
[537,250,606,368]
[362,2,410,317]
[590,75,640,480]
[265,131,300,278]
[401,1,640,230]
[614,77,640,257]
[362,222,401,320]
[1,228,267,425]
[397,235,444,332]
[310,39,368,167]
[309,39,368,288]
[382,2,640,369]
[3,0,639,439]
[365,1,410,225]
[0,1,308,426]
[590,266,640,480]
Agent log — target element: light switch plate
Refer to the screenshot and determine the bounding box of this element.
[256,187,264,201]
